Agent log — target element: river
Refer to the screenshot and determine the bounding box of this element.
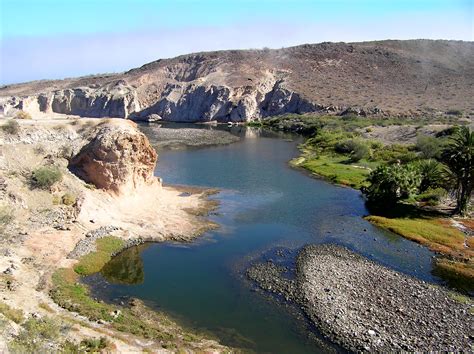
[85,124,441,353]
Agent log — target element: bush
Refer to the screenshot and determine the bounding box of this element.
[416,135,443,159]
[80,337,109,351]
[8,317,60,353]
[61,193,76,206]
[1,120,20,134]
[15,111,32,120]
[415,188,446,206]
[373,144,418,163]
[334,139,369,162]
[446,109,463,116]
[364,163,421,203]
[31,166,62,189]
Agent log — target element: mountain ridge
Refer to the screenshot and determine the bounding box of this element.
[1,39,473,122]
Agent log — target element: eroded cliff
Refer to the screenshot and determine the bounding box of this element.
[1,40,473,121]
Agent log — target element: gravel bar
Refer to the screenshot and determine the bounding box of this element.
[248,244,473,352]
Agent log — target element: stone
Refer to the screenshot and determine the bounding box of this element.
[68,120,158,194]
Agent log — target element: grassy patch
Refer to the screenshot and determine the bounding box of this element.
[38,302,55,313]
[74,236,124,275]
[295,153,374,189]
[51,268,193,344]
[365,215,466,254]
[0,301,24,323]
[49,237,217,350]
[434,259,474,294]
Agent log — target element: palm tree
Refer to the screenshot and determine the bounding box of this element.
[442,126,473,216]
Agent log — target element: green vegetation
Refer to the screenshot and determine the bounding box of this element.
[8,317,60,352]
[15,111,32,120]
[365,215,466,253]
[79,337,110,352]
[441,126,473,216]
[49,237,215,349]
[365,164,421,203]
[0,301,24,323]
[1,119,20,134]
[434,259,474,294]
[61,193,77,206]
[74,236,124,275]
[31,166,62,189]
[251,113,466,135]
[259,114,473,288]
[293,154,372,189]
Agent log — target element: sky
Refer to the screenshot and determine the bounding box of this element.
[0,0,472,84]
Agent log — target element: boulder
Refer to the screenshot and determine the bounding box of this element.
[69,120,158,194]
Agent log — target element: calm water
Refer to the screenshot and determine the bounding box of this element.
[86,124,441,353]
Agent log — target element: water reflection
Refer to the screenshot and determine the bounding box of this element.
[101,244,149,285]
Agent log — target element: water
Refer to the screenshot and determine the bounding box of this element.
[86,124,441,353]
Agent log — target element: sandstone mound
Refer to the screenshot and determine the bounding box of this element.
[69,120,158,194]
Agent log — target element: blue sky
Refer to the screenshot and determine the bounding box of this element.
[0,0,472,84]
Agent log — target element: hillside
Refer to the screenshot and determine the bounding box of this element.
[1,40,473,122]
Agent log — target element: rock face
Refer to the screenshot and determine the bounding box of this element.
[69,120,158,194]
[1,40,473,121]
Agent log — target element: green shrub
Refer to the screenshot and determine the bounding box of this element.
[61,193,76,206]
[1,120,20,134]
[0,301,24,323]
[415,188,446,206]
[8,317,60,352]
[31,166,62,189]
[416,135,445,159]
[334,139,369,162]
[15,111,32,120]
[364,163,422,203]
[372,144,418,163]
[80,337,109,351]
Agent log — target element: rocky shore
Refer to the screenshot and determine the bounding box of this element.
[144,125,241,149]
[248,244,473,352]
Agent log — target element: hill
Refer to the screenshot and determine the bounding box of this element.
[1,40,473,122]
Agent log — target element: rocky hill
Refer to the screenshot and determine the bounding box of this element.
[1,40,473,122]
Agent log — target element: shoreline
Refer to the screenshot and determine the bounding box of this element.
[0,117,230,352]
[267,120,474,290]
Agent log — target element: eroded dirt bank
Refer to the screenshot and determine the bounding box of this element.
[248,244,473,352]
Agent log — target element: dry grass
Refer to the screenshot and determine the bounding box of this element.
[0,301,24,323]
[365,215,467,255]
